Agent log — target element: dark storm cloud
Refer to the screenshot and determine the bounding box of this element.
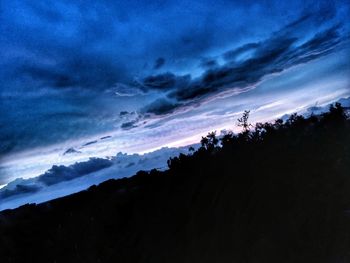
[141,98,182,115]
[1,0,182,94]
[181,37,299,99]
[0,183,42,199]
[153,57,166,69]
[119,111,141,129]
[7,0,334,95]
[1,0,251,94]
[199,59,219,69]
[82,140,98,147]
[139,73,177,90]
[1,0,346,94]
[121,121,138,130]
[285,24,343,64]
[0,157,113,199]
[119,111,130,116]
[137,73,192,92]
[140,21,344,115]
[119,111,137,119]
[100,136,112,140]
[38,158,112,186]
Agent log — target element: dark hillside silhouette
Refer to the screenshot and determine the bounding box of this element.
[0,103,349,263]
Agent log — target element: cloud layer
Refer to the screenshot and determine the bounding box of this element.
[139,22,346,116]
[0,0,349,186]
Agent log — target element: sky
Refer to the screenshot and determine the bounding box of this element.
[0,0,350,188]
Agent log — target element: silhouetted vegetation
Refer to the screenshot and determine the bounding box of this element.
[0,103,349,263]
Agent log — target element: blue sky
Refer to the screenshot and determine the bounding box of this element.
[0,0,349,184]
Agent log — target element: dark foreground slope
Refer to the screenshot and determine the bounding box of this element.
[0,104,349,263]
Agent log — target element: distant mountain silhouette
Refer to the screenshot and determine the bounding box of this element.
[0,103,349,263]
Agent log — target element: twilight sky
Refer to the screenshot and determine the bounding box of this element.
[0,0,350,185]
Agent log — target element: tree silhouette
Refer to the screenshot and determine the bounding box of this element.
[200,131,218,152]
[0,103,349,263]
[237,110,252,132]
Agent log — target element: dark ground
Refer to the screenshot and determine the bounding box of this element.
[0,104,349,263]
